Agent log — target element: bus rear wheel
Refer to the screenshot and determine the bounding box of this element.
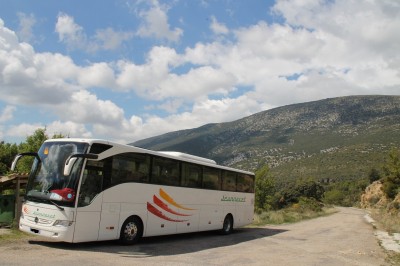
[119,216,143,245]
[221,214,233,235]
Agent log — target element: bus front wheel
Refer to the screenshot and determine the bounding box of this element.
[221,214,233,235]
[119,216,143,245]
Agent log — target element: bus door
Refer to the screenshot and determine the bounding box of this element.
[73,160,105,242]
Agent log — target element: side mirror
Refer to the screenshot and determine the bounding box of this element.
[11,154,23,171]
[11,152,40,171]
[63,153,99,176]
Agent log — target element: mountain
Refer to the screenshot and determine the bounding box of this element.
[132,95,400,182]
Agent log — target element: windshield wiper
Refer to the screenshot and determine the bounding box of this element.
[49,200,65,211]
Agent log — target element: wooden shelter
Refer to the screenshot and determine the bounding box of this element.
[0,174,28,226]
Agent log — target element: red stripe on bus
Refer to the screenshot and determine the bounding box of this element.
[153,195,192,217]
[147,202,188,222]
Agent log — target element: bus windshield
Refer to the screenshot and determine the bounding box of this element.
[25,141,89,207]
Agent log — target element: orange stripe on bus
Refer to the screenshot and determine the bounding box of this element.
[159,188,196,211]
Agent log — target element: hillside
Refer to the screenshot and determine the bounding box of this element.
[132,95,400,182]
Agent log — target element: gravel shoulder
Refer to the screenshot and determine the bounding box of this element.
[0,207,390,266]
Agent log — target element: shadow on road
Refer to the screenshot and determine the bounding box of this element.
[28,227,286,257]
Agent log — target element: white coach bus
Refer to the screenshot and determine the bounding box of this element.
[12,138,255,244]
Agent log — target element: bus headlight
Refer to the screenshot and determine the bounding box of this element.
[53,220,73,227]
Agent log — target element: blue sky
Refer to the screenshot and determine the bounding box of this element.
[0,0,399,144]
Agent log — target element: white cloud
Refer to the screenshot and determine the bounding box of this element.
[56,90,125,126]
[46,121,92,139]
[6,121,92,140]
[55,13,133,53]
[136,0,183,42]
[0,27,80,105]
[115,46,180,95]
[6,123,44,139]
[77,62,115,88]
[272,0,400,61]
[157,99,184,113]
[0,105,16,122]
[158,66,237,100]
[210,16,229,35]
[55,13,86,50]
[17,12,37,43]
[94,27,134,51]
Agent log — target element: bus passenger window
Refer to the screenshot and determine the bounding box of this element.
[111,153,150,185]
[222,171,237,192]
[202,167,220,190]
[151,157,180,186]
[237,173,255,193]
[181,163,201,188]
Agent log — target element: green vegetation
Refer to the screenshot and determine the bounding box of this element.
[363,148,400,236]
[253,198,337,225]
[253,149,400,224]
[255,166,325,212]
[254,165,336,224]
[381,149,400,199]
[0,228,30,243]
[323,179,368,206]
[0,142,18,175]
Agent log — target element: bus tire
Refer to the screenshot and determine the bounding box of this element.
[119,216,143,245]
[221,214,233,235]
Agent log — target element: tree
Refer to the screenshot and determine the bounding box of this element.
[368,168,380,184]
[0,142,18,175]
[278,178,324,207]
[255,165,277,212]
[15,128,49,173]
[323,179,368,206]
[382,148,400,199]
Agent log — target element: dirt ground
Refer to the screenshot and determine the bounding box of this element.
[0,207,391,265]
[0,228,12,236]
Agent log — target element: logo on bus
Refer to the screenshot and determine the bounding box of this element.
[221,195,246,202]
[147,188,196,222]
[22,205,55,219]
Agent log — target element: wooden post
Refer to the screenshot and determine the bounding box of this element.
[15,175,21,227]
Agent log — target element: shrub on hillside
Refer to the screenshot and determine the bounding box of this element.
[381,149,400,199]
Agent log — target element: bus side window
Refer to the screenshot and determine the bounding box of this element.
[181,163,201,188]
[202,167,221,190]
[78,160,104,207]
[222,171,237,192]
[111,153,150,185]
[237,173,254,193]
[137,161,150,183]
[151,156,180,186]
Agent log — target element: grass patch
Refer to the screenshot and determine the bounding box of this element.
[369,208,400,234]
[253,204,337,225]
[0,227,30,244]
[386,251,400,265]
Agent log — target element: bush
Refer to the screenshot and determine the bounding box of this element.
[253,204,335,225]
[296,197,322,212]
[381,149,400,199]
[368,168,381,183]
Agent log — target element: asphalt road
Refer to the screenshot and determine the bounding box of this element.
[0,207,389,266]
